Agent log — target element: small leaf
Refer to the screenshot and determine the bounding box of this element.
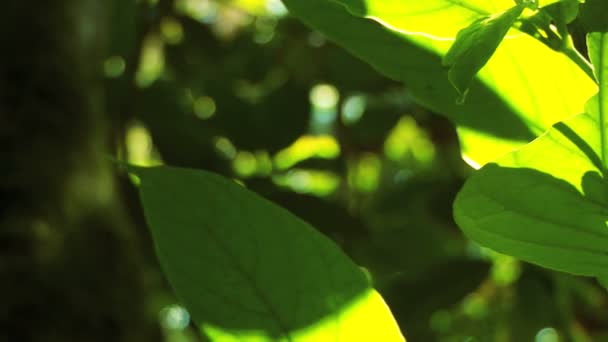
[133,166,404,341]
[454,32,608,280]
[443,5,524,99]
[518,0,579,51]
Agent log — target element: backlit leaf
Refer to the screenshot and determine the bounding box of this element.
[453,32,608,279]
[282,0,597,166]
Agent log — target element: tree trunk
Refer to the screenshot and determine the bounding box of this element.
[0,1,157,341]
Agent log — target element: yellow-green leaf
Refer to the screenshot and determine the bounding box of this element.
[454,32,608,279]
[283,0,597,166]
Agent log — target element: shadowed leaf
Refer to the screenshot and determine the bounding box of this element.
[132,165,404,341]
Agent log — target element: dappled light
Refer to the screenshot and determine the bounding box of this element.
[274,135,340,170]
[9,0,608,341]
[273,169,340,196]
[287,0,596,166]
[384,116,435,165]
[137,35,165,87]
[134,166,404,340]
[200,289,404,341]
[126,122,163,166]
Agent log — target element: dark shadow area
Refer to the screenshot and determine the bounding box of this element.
[381,260,490,341]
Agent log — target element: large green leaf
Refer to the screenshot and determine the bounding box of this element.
[132,165,404,341]
[453,32,608,279]
[282,0,597,166]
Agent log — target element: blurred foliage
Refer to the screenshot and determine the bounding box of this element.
[6,0,608,341]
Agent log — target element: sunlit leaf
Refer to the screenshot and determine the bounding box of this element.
[453,32,608,279]
[132,165,405,341]
[518,0,579,51]
[282,0,597,166]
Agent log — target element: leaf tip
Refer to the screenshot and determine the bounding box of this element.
[456,89,470,105]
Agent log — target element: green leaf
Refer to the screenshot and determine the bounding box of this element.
[443,5,524,100]
[518,0,579,51]
[282,0,596,166]
[588,32,608,161]
[132,165,404,341]
[453,32,608,279]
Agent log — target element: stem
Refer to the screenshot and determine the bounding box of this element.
[562,38,596,83]
[598,34,607,167]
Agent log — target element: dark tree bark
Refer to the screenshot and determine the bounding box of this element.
[0,1,158,341]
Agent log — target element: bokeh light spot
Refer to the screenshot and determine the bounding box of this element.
[233,151,258,177]
[126,123,161,166]
[462,293,488,320]
[175,0,218,23]
[193,96,217,119]
[310,84,339,109]
[213,136,237,160]
[159,304,190,330]
[349,153,381,192]
[161,17,184,44]
[266,0,288,16]
[136,35,165,87]
[104,56,126,78]
[491,254,521,286]
[273,169,340,196]
[341,95,366,125]
[535,327,559,342]
[384,116,435,164]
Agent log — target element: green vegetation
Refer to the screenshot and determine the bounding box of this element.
[4,0,608,341]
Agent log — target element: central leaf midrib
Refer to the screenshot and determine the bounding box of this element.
[201,222,294,341]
